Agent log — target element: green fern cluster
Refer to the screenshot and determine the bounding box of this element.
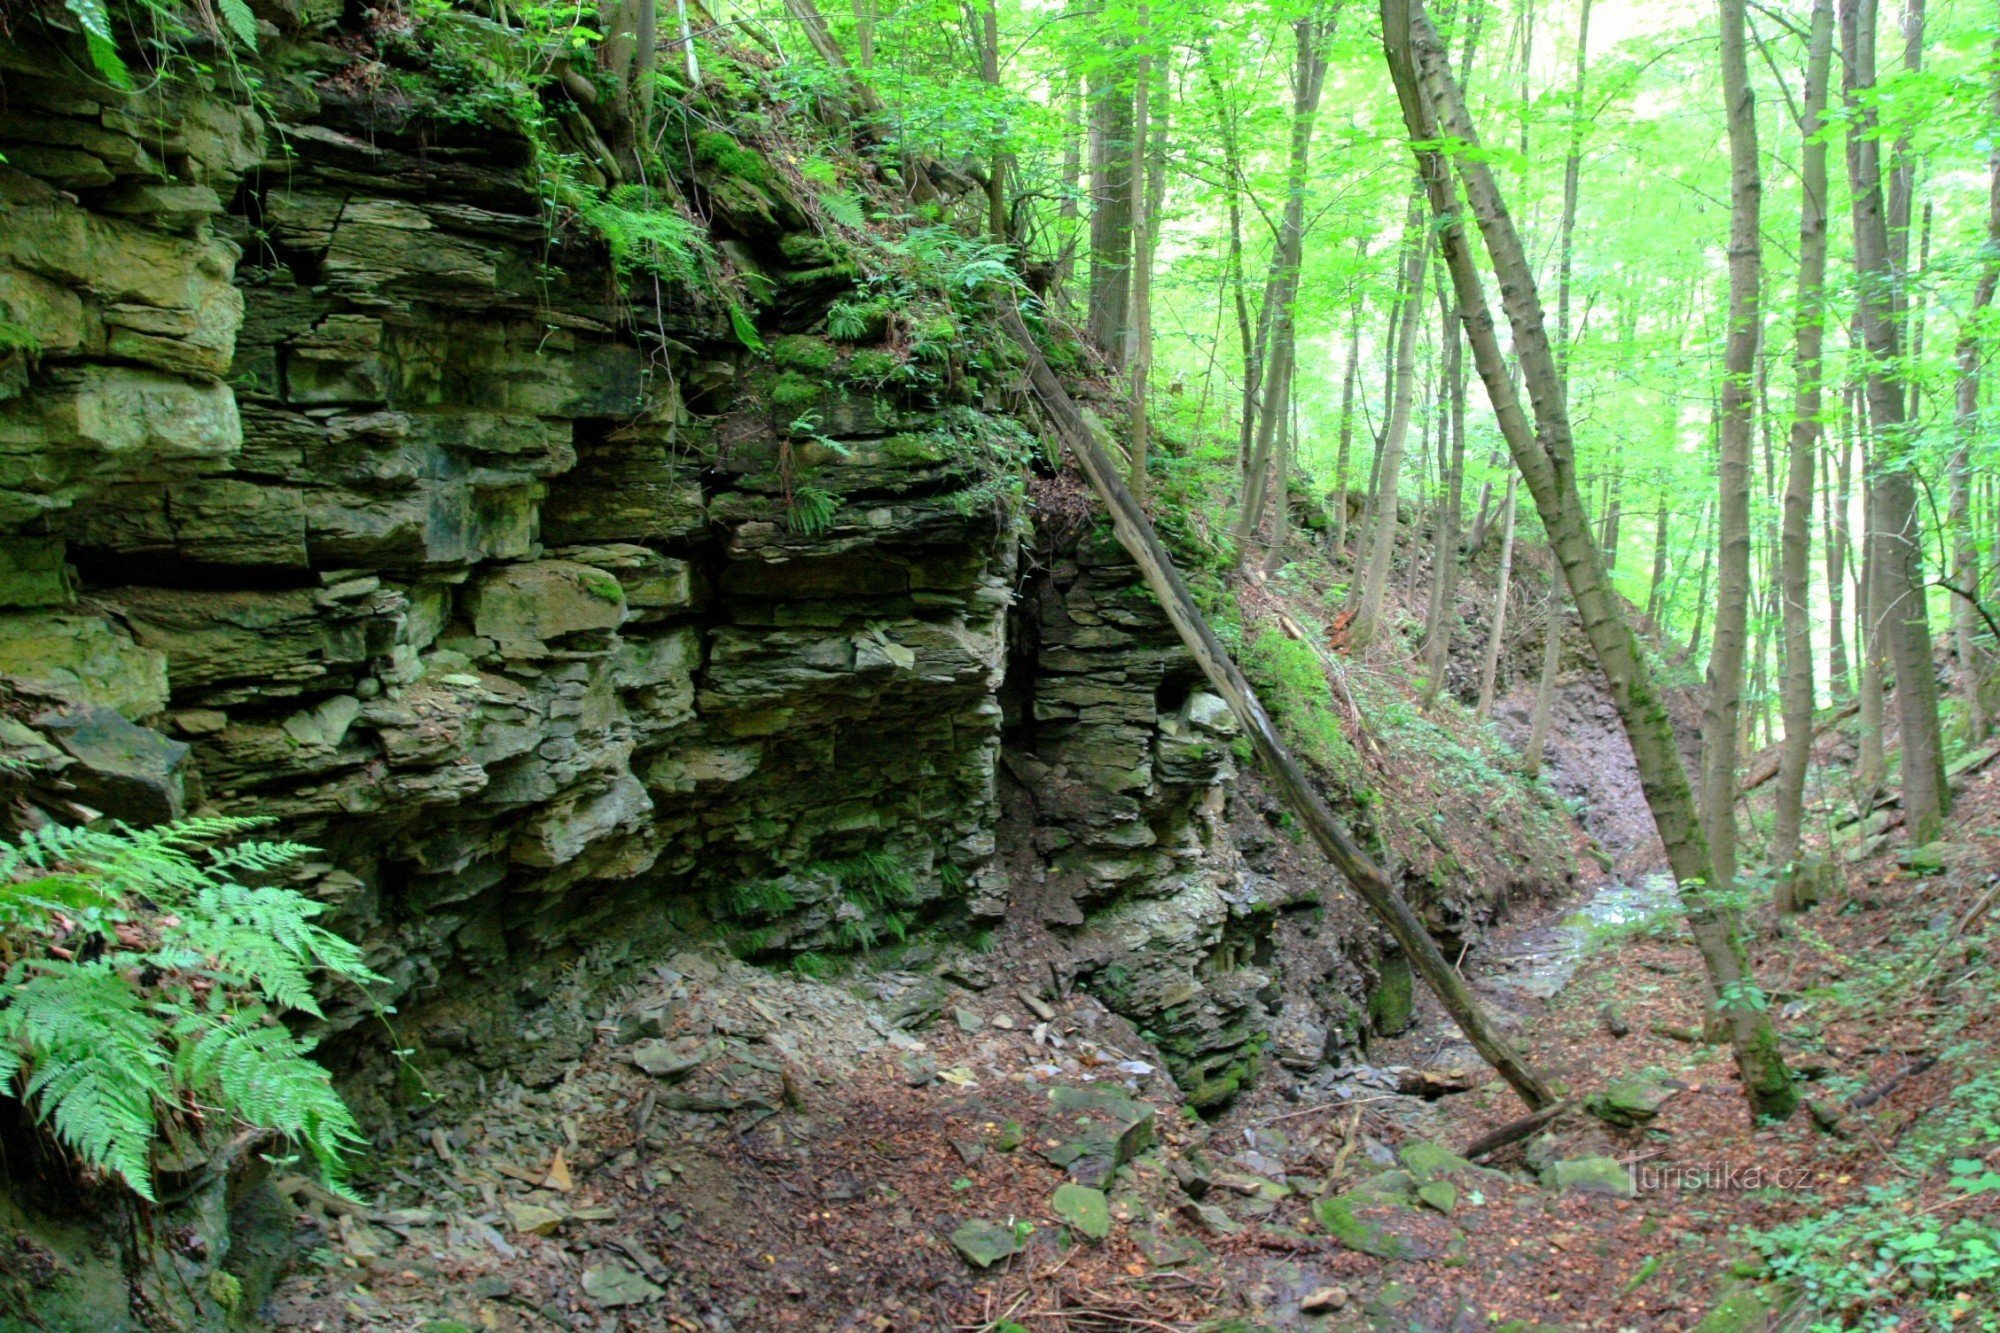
[0,817,381,1201]
[58,0,259,89]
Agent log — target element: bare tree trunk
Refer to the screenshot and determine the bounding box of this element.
[851,0,876,68]
[1125,4,1152,502]
[1951,24,2000,742]
[1382,0,1797,1118]
[1475,479,1517,719]
[1857,434,1888,792]
[1333,303,1364,553]
[1524,578,1564,776]
[1646,494,1670,622]
[1201,46,1259,471]
[1775,0,1836,874]
[1351,192,1432,646]
[1054,62,1083,300]
[1422,260,1468,706]
[1701,0,1761,896]
[1233,13,1334,560]
[1002,302,1558,1113]
[1087,50,1134,362]
[1689,502,1715,660]
[1825,418,1853,701]
[975,0,1007,243]
[1842,0,1950,842]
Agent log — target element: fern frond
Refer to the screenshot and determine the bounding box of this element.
[3,962,171,1199]
[217,0,258,49]
[179,1010,366,1194]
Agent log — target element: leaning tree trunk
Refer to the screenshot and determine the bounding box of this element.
[1382,0,1797,1118]
[1002,303,1558,1113]
[1774,0,1836,874]
[1702,0,1762,896]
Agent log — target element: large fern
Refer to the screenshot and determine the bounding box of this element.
[0,817,380,1202]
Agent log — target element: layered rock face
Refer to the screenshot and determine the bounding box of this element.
[0,37,1019,1055]
[0,21,1574,1121]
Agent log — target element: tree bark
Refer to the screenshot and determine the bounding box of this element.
[1841,0,1950,842]
[1350,191,1432,646]
[1951,23,2000,742]
[1775,0,1836,873]
[1825,420,1853,701]
[1702,0,1761,896]
[1201,46,1259,473]
[1125,4,1153,502]
[975,0,1007,243]
[1475,479,1517,719]
[1524,578,1563,776]
[1002,302,1557,1113]
[1087,48,1134,362]
[1233,12,1334,560]
[1381,0,1797,1118]
[1333,302,1364,554]
[1422,257,1468,706]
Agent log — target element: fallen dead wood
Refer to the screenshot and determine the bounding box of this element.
[1737,698,1861,794]
[1848,1055,1937,1112]
[1459,1099,1571,1160]
[1003,303,1556,1113]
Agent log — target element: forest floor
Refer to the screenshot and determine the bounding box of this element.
[262,756,2000,1331]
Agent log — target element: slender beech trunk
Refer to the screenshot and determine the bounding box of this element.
[1003,303,1558,1112]
[1333,303,1364,553]
[1646,495,1671,622]
[1382,0,1797,1118]
[1054,59,1083,299]
[1234,13,1335,559]
[1351,192,1433,646]
[1524,577,1564,776]
[1202,48,1259,471]
[1775,0,1836,874]
[1423,262,1468,706]
[1475,479,1517,719]
[1842,0,1950,841]
[1125,5,1153,503]
[1825,424,1853,701]
[1702,0,1761,895]
[1951,26,2000,741]
[1087,48,1134,361]
[1857,429,1888,791]
[1690,503,1715,661]
[975,0,1006,242]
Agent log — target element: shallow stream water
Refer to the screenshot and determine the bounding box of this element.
[1478,871,1683,1002]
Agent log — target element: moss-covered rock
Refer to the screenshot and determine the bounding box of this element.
[770,370,823,413]
[1368,949,1415,1037]
[772,334,839,374]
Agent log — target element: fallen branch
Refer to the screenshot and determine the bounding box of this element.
[1002,303,1556,1113]
[1847,1054,1937,1112]
[1737,698,1861,793]
[1458,1099,1571,1160]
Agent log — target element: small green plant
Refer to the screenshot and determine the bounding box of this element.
[0,817,381,1201]
[786,484,840,536]
[727,879,796,919]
